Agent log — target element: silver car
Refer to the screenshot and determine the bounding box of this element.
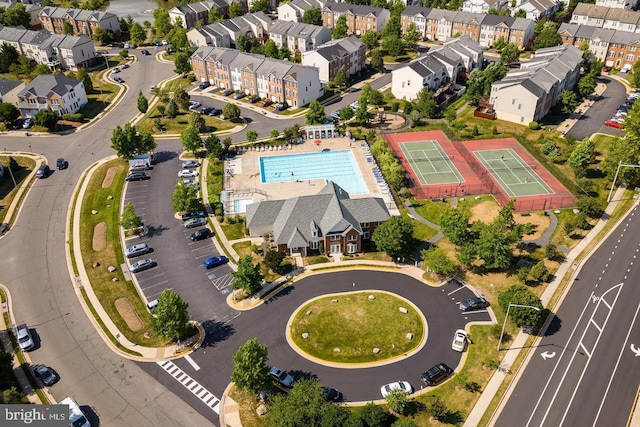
[184,217,207,228]
[125,243,151,258]
[13,323,34,351]
[130,258,156,273]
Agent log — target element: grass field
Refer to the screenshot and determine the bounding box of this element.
[0,156,36,225]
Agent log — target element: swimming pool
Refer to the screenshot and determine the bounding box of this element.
[260,150,368,194]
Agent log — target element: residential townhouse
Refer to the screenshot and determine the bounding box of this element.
[558,22,640,69]
[168,0,236,29]
[0,78,25,105]
[512,0,561,21]
[322,3,390,36]
[596,0,638,10]
[268,20,332,53]
[0,25,96,71]
[489,44,582,125]
[391,36,483,100]
[0,1,42,29]
[301,35,366,83]
[570,3,640,34]
[38,7,120,38]
[17,73,87,117]
[277,0,325,23]
[191,46,322,108]
[187,24,232,48]
[462,0,508,14]
[246,182,390,256]
[400,6,535,48]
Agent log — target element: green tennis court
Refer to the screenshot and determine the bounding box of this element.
[400,140,464,185]
[474,149,554,197]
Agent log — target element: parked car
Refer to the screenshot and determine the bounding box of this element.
[208,108,222,116]
[123,43,130,49]
[178,169,198,178]
[56,158,68,170]
[125,172,148,181]
[421,363,453,386]
[33,364,59,386]
[125,243,151,258]
[181,179,200,189]
[223,88,235,96]
[350,102,359,111]
[36,164,50,179]
[380,381,412,398]
[141,50,151,55]
[269,367,294,387]
[184,217,207,229]
[114,76,124,83]
[121,63,130,69]
[605,119,624,128]
[459,297,490,312]
[325,387,343,402]
[199,81,211,90]
[188,101,201,110]
[22,118,33,129]
[111,67,120,74]
[203,255,228,269]
[130,258,156,273]
[275,103,288,111]
[330,110,341,120]
[11,119,23,130]
[451,329,468,352]
[181,160,200,169]
[602,66,611,72]
[261,99,273,107]
[249,95,260,103]
[182,211,207,221]
[191,228,212,241]
[200,107,214,115]
[161,40,168,45]
[233,92,246,100]
[12,323,34,351]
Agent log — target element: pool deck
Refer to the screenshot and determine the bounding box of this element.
[226,137,399,214]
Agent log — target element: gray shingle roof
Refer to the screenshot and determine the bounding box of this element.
[18,73,80,98]
[0,77,22,95]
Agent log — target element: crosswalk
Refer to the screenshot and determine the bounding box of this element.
[157,360,220,413]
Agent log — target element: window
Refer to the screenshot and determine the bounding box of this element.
[407,80,410,86]
[626,54,634,61]
[348,235,357,241]
[363,231,370,239]
[347,242,357,254]
[330,235,340,241]
[310,241,318,250]
[361,222,369,228]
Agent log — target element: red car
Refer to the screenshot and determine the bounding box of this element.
[605,119,624,128]
[261,99,273,107]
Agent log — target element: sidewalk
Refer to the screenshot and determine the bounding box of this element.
[464,185,631,427]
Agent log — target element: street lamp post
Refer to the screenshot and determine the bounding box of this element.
[498,303,541,351]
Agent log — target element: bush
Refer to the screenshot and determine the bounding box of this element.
[528,121,541,130]
[390,102,399,112]
[187,74,196,82]
[62,113,83,122]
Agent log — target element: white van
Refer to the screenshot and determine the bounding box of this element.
[60,397,90,427]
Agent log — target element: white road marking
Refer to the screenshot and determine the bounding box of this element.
[157,360,219,413]
[184,354,200,371]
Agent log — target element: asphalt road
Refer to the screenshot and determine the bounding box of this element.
[137,271,491,423]
[568,76,627,140]
[493,203,640,426]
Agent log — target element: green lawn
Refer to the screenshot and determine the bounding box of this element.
[136,106,238,135]
[0,156,36,226]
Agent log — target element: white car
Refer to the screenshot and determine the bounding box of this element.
[451,329,468,352]
[380,381,412,398]
[182,179,200,190]
[178,169,198,178]
[188,102,201,110]
[350,102,359,110]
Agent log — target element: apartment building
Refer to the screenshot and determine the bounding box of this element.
[17,74,87,117]
[301,35,366,83]
[400,6,535,48]
[169,0,238,29]
[38,6,120,38]
[268,20,331,53]
[277,0,325,23]
[191,46,322,108]
[512,0,561,21]
[596,0,638,10]
[489,44,582,125]
[462,0,508,14]
[322,3,390,36]
[570,3,640,33]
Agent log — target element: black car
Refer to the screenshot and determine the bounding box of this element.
[249,95,260,103]
[125,172,148,181]
[190,228,212,241]
[141,50,151,55]
[223,88,235,96]
[325,387,343,402]
[275,103,289,111]
[459,297,490,312]
[421,362,453,386]
[36,164,50,179]
[208,108,222,116]
[56,158,68,170]
[181,211,207,221]
[201,107,214,115]
[33,364,59,386]
[199,81,211,90]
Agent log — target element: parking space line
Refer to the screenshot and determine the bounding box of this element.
[447,286,466,296]
[184,354,201,371]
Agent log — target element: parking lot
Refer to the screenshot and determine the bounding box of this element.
[121,148,240,323]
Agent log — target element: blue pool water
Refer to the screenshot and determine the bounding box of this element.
[260,150,368,194]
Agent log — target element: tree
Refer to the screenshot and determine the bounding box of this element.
[354,102,371,123]
[421,246,457,277]
[371,216,415,259]
[560,90,579,115]
[413,88,437,119]
[120,202,142,229]
[498,285,544,327]
[350,402,389,427]
[153,9,173,36]
[382,15,402,38]
[229,2,244,18]
[232,255,263,295]
[270,129,279,139]
[208,7,222,24]
[0,103,19,124]
[602,137,639,183]
[370,48,384,70]
[33,110,58,130]
[445,109,457,123]
[246,130,258,142]
[189,111,206,132]
[392,419,418,427]
[385,389,409,415]
[174,51,192,74]
[151,288,190,339]
[264,39,279,58]
[301,8,323,26]
[62,21,75,35]
[332,14,348,39]
[204,133,222,156]
[231,338,270,394]
[440,207,471,246]
[171,181,202,213]
[529,260,550,283]
[340,106,354,122]
[250,0,269,12]
[278,46,292,61]
[361,30,380,52]
[236,34,250,52]
[265,379,343,427]
[334,68,347,87]
[0,44,19,73]
[533,21,561,50]
[130,22,146,45]
[578,39,591,62]
[2,3,30,27]
[483,62,508,94]
[75,67,92,92]
[263,250,286,272]
[493,36,507,50]
[137,90,148,114]
[465,69,486,105]
[500,43,520,65]
[223,103,241,121]
[166,25,188,51]
[166,99,178,118]
[632,60,640,89]
[92,27,114,45]
[404,22,421,48]
[513,8,527,18]
[568,138,594,177]
[283,123,301,141]
[383,36,405,59]
[173,87,191,111]
[305,100,325,125]
[409,109,422,127]
[475,218,522,270]
[111,123,156,159]
[180,125,201,153]
[578,73,596,97]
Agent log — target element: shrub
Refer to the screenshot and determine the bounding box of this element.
[529,121,541,130]
[390,102,399,112]
[62,113,83,122]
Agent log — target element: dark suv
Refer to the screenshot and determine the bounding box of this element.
[459,297,490,312]
[421,363,452,386]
